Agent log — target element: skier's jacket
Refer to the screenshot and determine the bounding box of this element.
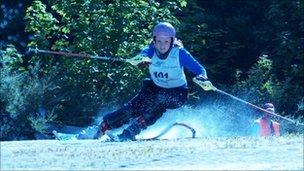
[254,118,280,137]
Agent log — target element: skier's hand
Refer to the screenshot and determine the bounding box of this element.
[193,75,215,91]
[201,80,214,91]
[195,74,208,82]
[127,55,151,67]
[137,60,151,68]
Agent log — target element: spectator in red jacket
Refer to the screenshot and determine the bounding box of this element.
[253,103,280,137]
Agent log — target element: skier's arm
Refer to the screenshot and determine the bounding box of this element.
[133,43,154,68]
[179,48,207,79]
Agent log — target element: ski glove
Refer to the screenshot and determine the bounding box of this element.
[193,75,215,91]
[137,60,151,68]
[128,55,151,67]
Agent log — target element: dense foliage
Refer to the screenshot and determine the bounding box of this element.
[0,0,303,140]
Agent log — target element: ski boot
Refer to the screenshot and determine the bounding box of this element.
[93,121,110,139]
[108,116,147,142]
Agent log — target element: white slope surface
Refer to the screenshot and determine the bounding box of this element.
[1,135,303,170]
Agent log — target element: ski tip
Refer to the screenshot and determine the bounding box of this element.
[52,130,60,140]
[52,130,58,136]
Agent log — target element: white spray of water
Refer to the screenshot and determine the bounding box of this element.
[55,102,295,139]
[91,102,257,140]
[136,104,255,139]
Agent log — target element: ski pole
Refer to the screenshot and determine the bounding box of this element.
[193,78,304,126]
[28,47,150,66]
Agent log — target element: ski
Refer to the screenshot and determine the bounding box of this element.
[107,122,196,142]
[53,122,196,142]
[52,130,78,141]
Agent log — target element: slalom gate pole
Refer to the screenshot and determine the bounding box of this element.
[28,47,151,66]
[214,88,304,126]
[28,47,127,62]
[193,78,304,126]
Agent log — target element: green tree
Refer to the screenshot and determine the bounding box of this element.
[232,55,275,105]
[177,0,303,119]
[262,0,304,116]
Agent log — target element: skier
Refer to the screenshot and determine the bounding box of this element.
[253,103,281,137]
[89,22,213,141]
[53,22,213,141]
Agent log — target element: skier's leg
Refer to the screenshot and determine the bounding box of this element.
[94,79,156,139]
[165,87,188,109]
[116,115,147,141]
[114,106,166,141]
[93,105,133,139]
[138,87,188,127]
[115,87,188,141]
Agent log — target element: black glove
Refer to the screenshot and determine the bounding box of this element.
[137,61,151,68]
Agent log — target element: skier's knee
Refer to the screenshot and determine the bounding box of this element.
[102,106,133,128]
[93,121,110,139]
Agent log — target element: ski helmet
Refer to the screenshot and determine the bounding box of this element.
[152,22,176,38]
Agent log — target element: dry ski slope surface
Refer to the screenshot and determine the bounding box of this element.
[1,135,303,170]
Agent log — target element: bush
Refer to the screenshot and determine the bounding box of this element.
[232,55,275,105]
[0,45,60,140]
